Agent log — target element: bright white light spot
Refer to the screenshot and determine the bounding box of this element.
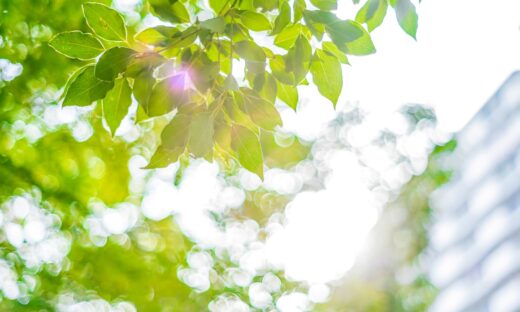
[308,284,330,303]
[0,59,23,81]
[12,197,31,219]
[238,169,262,191]
[262,272,281,293]
[72,120,93,142]
[142,179,176,220]
[2,280,20,300]
[5,223,24,247]
[209,295,250,312]
[276,292,310,312]
[266,150,379,284]
[249,282,272,309]
[113,0,140,12]
[23,220,46,243]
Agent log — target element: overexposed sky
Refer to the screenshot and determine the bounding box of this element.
[337,0,520,132]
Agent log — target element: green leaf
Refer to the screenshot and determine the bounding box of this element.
[200,17,226,33]
[134,26,179,45]
[225,23,251,42]
[161,113,191,150]
[322,42,349,64]
[126,53,165,78]
[234,40,266,62]
[144,145,185,169]
[294,0,306,22]
[214,120,232,150]
[208,0,226,13]
[48,31,104,60]
[231,124,264,179]
[271,1,291,35]
[189,112,215,158]
[239,0,255,10]
[146,75,190,117]
[95,47,136,81]
[224,75,239,91]
[274,24,309,50]
[326,19,376,55]
[133,72,155,111]
[254,72,277,103]
[102,78,132,136]
[395,0,418,39]
[188,51,220,92]
[253,0,278,11]
[303,10,339,25]
[310,0,337,11]
[170,27,199,48]
[209,0,229,13]
[276,81,298,110]
[236,88,282,130]
[82,2,127,41]
[149,0,190,24]
[310,49,342,106]
[60,67,85,101]
[239,11,272,31]
[325,19,363,45]
[285,35,312,84]
[270,54,294,85]
[63,65,114,107]
[355,0,388,32]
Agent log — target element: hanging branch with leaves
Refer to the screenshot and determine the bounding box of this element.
[48,0,419,178]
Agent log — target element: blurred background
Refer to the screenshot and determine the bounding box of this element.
[1,0,520,311]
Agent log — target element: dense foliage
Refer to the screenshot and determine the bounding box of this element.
[49,0,418,176]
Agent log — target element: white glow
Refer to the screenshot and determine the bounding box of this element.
[266,151,379,284]
[290,1,520,135]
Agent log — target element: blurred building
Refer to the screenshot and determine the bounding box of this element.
[428,71,520,312]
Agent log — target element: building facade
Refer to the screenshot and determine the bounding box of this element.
[429,71,520,312]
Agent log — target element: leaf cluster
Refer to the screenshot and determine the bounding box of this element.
[49,0,419,178]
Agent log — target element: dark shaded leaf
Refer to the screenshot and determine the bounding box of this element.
[95,47,137,81]
[133,71,155,112]
[103,78,132,136]
[63,65,114,107]
[145,74,190,116]
[200,17,226,33]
